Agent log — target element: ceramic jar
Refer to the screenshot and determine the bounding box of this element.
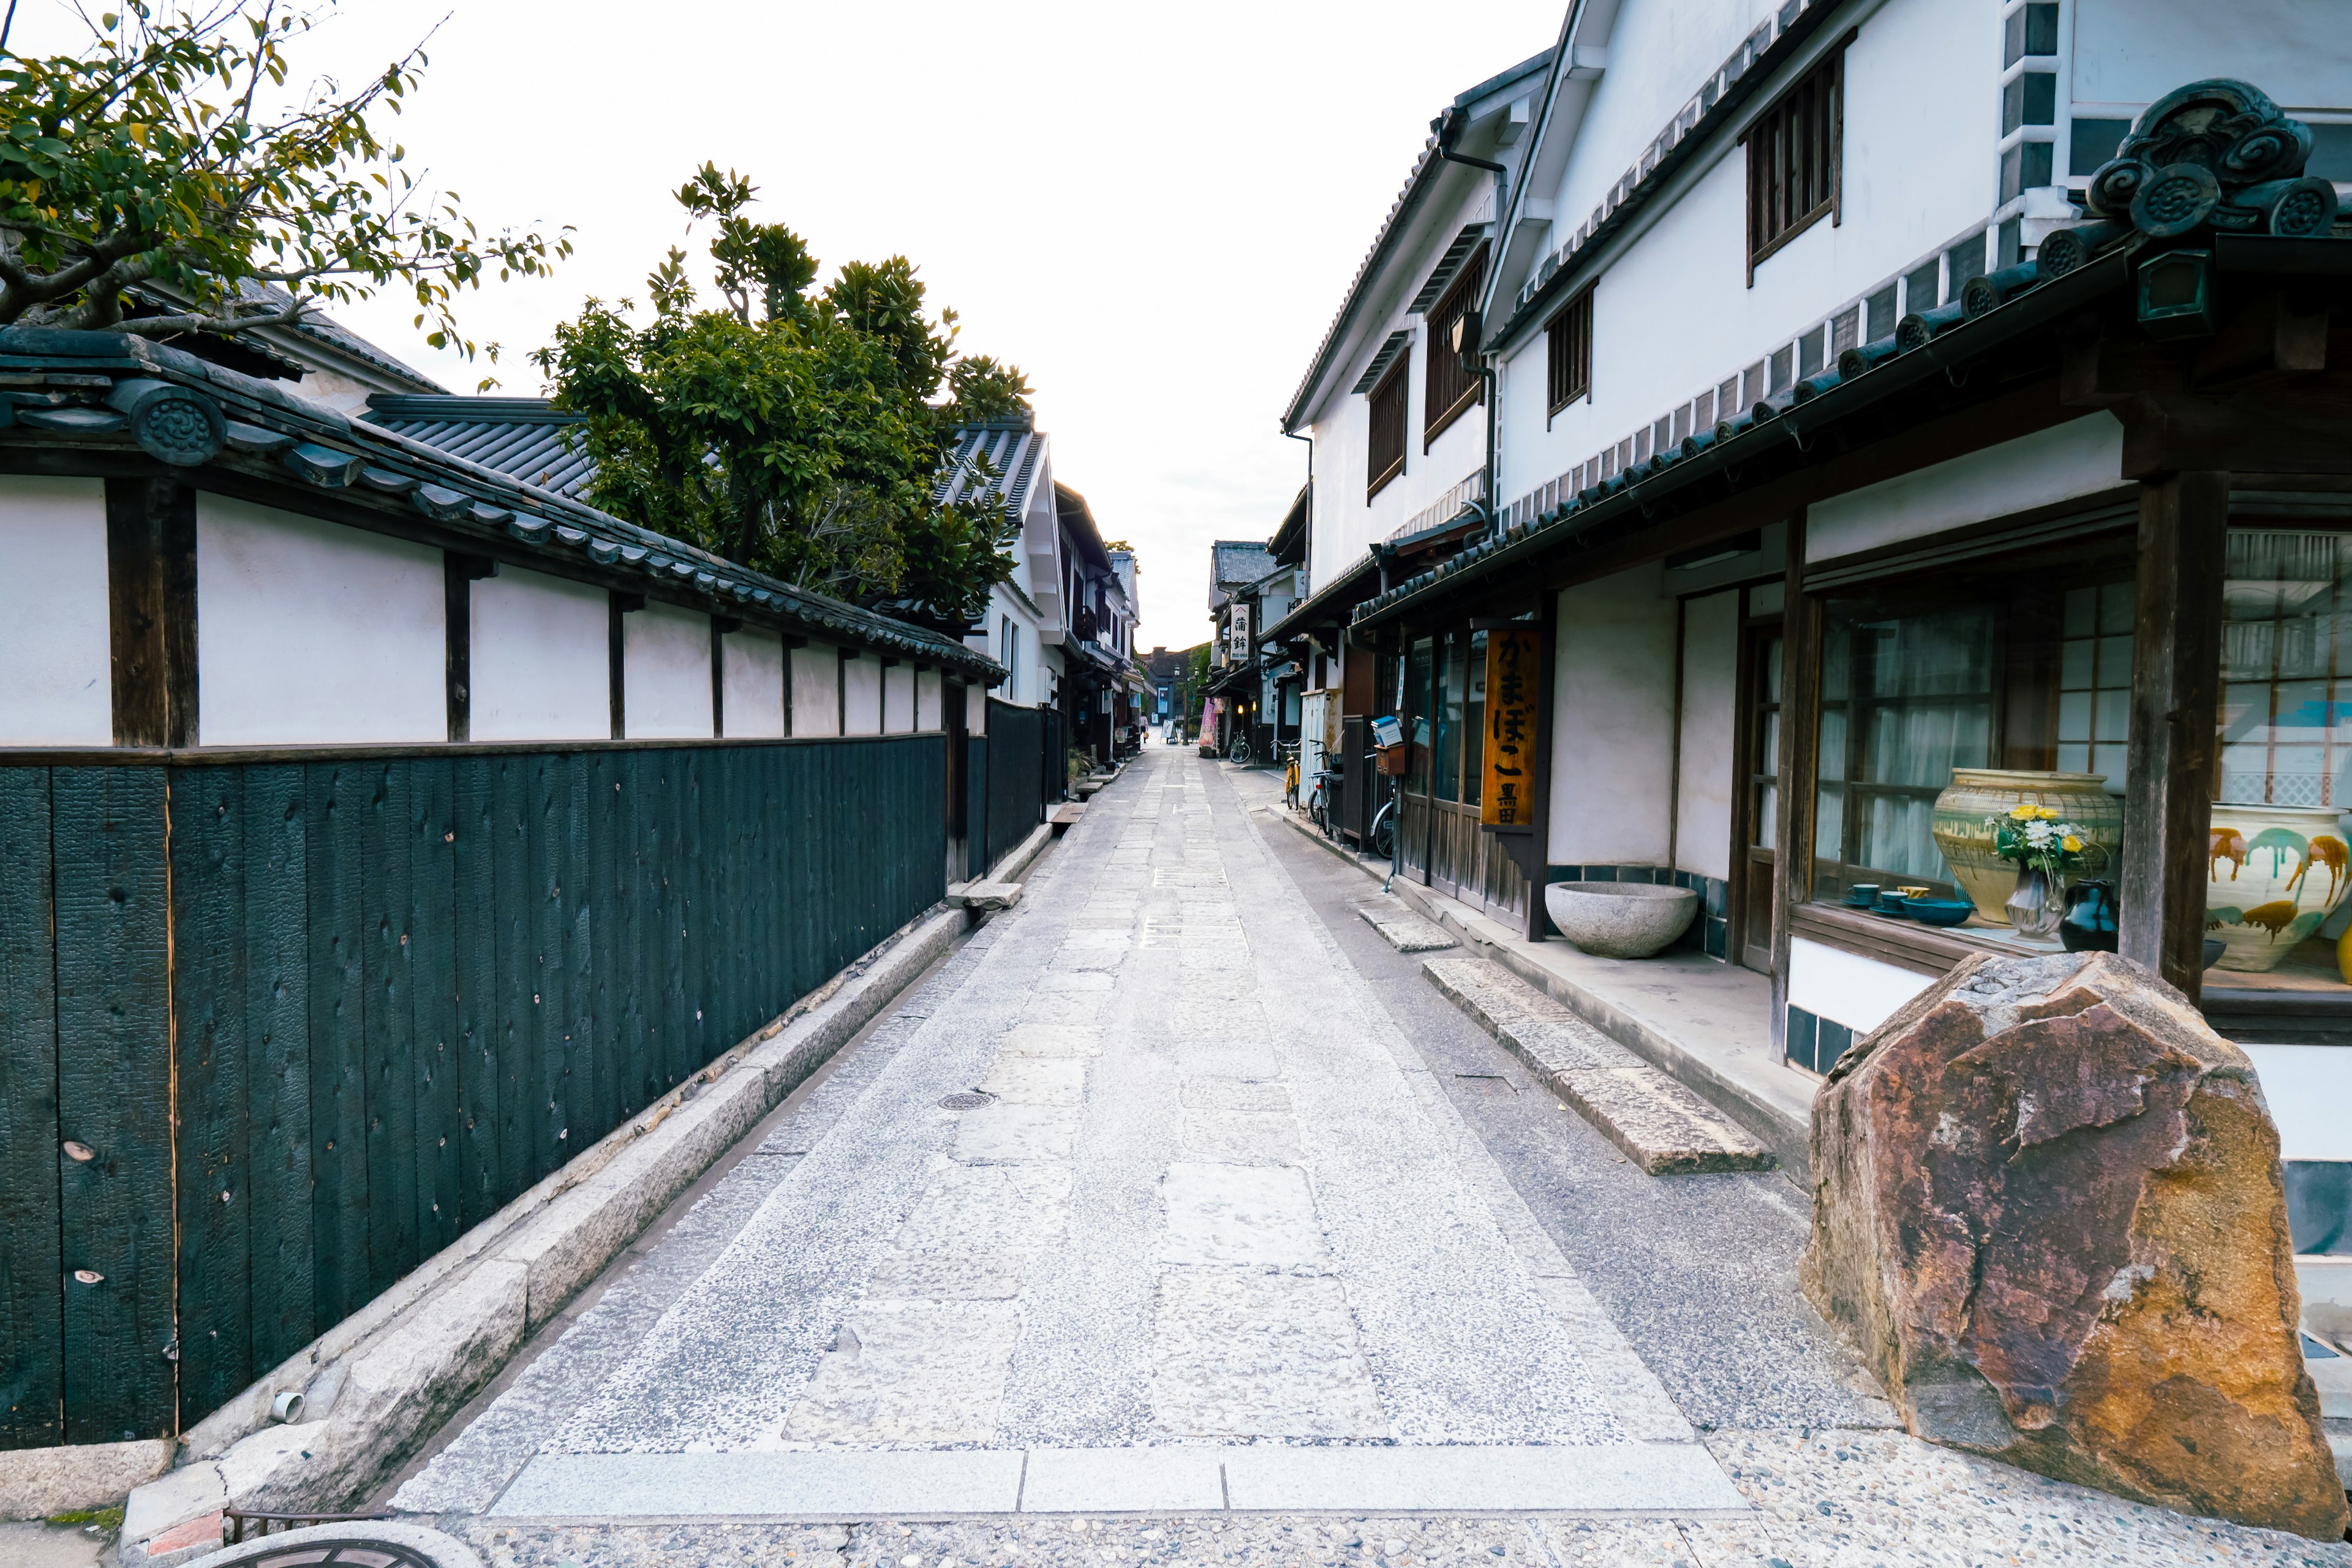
[1929,769,2124,925]
[2205,802,2352,972]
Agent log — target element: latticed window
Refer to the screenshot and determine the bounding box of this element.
[1746,46,1844,274]
[1546,288,1593,417]
[1423,246,1487,447]
[1367,356,1409,500]
[2220,530,2352,807]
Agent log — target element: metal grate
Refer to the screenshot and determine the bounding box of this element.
[938,1091,997,1110]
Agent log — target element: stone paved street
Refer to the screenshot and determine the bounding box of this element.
[391,747,2352,1566]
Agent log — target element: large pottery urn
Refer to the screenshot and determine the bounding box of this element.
[2206,802,2352,972]
[1929,769,2123,925]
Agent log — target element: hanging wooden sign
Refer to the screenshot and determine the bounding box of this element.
[1481,626,1542,829]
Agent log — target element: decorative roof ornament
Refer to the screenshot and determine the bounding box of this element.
[2047,80,2337,277]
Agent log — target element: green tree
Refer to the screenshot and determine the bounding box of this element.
[0,2,568,369]
[533,164,1029,627]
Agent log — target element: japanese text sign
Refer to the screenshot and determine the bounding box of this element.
[1481,627,1541,829]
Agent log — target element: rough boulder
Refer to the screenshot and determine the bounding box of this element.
[1801,950,2346,1540]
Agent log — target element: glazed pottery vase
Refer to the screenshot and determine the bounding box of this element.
[2205,802,2352,972]
[1930,769,2123,925]
[2005,866,2063,938]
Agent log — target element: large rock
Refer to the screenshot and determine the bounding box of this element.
[1802,951,2346,1540]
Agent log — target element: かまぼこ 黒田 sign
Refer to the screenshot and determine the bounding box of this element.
[1482,627,1540,830]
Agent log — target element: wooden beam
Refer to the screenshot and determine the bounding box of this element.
[608,593,628,741]
[1521,592,1558,943]
[1768,507,1817,1062]
[105,476,196,747]
[2119,470,2229,1001]
[445,558,470,743]
[710,617,726,740]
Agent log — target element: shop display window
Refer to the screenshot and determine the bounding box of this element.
[1806,536,2139,949]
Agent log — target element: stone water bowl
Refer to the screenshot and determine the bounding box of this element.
[1544,881,1698,959]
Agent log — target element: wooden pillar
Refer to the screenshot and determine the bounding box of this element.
[1768,507,1817,1061]
[445,554,495,743]
[105,476,197,748]
[1522,592,1559,943]
[608,592,641,740]
[2119,471,2229,1001]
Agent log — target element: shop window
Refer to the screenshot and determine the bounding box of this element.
[1406,636,1433,793]
[1464,629,1488,807]
[2056,582,2133,789]
[1434,631,1464,804]
[1742,626,1784,972]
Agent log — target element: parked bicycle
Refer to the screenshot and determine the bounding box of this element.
[1280,741,1302,809]
[1308,763,1345,840]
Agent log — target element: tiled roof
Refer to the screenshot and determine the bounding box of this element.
[935,421,1047,518]
[0,327,1000,680]
[361,396,595,497]
[1212,540,1276,592]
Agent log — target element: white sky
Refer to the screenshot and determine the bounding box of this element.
[16,1,1567,649]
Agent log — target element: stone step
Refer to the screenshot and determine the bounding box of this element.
[1423,954,1774,1175]
[1354,900,1457,953]
[946,879,1022,912]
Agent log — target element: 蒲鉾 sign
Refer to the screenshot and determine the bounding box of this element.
[1481,627,1541,829]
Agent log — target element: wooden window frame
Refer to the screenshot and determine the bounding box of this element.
[1545,287,1593,422]
[1744,42,1847,282]
[1366,355,1409,501]
[1422,246,1488,451]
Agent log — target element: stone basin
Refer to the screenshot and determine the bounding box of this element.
[1543,881,1698,959]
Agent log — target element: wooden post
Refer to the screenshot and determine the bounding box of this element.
[105,476,197,747]
[1768,507,1816,1062]
[444,554,494,744]
[2120,471,2229,1000]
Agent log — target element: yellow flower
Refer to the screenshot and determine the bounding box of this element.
[2009,804,2038,820]
[2037,807,2061,820]
[2062,835,2082,853]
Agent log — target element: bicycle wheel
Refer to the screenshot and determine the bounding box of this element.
[1371,809,1396,860]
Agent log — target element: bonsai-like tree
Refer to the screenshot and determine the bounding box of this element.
[0,2,569,368]
[534,163,1029,628]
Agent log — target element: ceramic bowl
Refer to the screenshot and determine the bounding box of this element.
[1875,892,1915,916]
[1543,881,1699,959]
[1907,899,1973,927]
[1843,884,1880,907]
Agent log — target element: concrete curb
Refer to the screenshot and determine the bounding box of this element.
[105,899,977,1564]
[1257,804,1810,1179]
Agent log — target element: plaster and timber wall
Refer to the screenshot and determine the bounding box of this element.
[843,654,884,737]
[1805,413,2126,562]
[0,475,110,746]
[620,601,714,739]
[916,668,944,731]
[722,628,786,739]
[790,644,842,736]
[197,497,445,746]
[1785,937,1937,1076]
[469,567,609,742]
[1674,589,1740,883]
[883,663,916,734]
[1547,564,1678,866]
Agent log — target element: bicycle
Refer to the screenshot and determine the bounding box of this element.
[1280,741,1302,809]
[1308,765,1344,839]
[1227,730,1253,767]
[1365,752,1398,861]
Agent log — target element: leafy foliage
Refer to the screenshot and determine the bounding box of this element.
[535,163,1030,627]
[0,2,568,366]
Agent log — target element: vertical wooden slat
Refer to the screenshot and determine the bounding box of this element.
[172,764,251,1422]
[490,756,534,1207]
[586,752,619,1134]
[243,766,311,1374]
[54,766,176,1441]
[1769,509,1819,1061]
[450,757,500,1225]
[0,767,62,1448]
[560,755,594,1153]
[525,756,565,1179]
[307,763,369,1332]
[410,760,461,1259]
[616,751,650,1114]
[363,762,418,1297]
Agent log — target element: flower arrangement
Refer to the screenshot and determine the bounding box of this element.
[1985,804,2090,877]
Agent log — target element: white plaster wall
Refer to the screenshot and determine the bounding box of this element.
[621,601,712,739]
[197,496,444,745]
[2074,0,2352,112]
[1788,936,1936,1035]
[1675,589,1739,882]
[469,567,608,742]
[1806,413,2125,562]
[916,668,943,731]
[1547,562,1678,864]
[789,643,840,736]
[2241,1044,2352,1163]
[843,654,883,736]
[722,628,785,739]
[968,680,990,734]
[1501,0,2000,507]
[0,476,111,744]
[883,663,916,734]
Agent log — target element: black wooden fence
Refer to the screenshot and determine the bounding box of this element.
[982,699,1054,873]
[0,736,944,1450]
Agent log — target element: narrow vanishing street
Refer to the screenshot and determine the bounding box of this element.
[385,748,2350,1567]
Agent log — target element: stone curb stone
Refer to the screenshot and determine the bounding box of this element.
[113,897,984,1563]
[0,1439,175,1520]
[949,879,1023,911]
[1354,900,1458,952]
[1423,954,1772,1175]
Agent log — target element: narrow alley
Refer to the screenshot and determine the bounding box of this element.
[379,750,2338,1567]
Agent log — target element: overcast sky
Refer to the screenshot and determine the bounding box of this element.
[18,1,1566,647]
